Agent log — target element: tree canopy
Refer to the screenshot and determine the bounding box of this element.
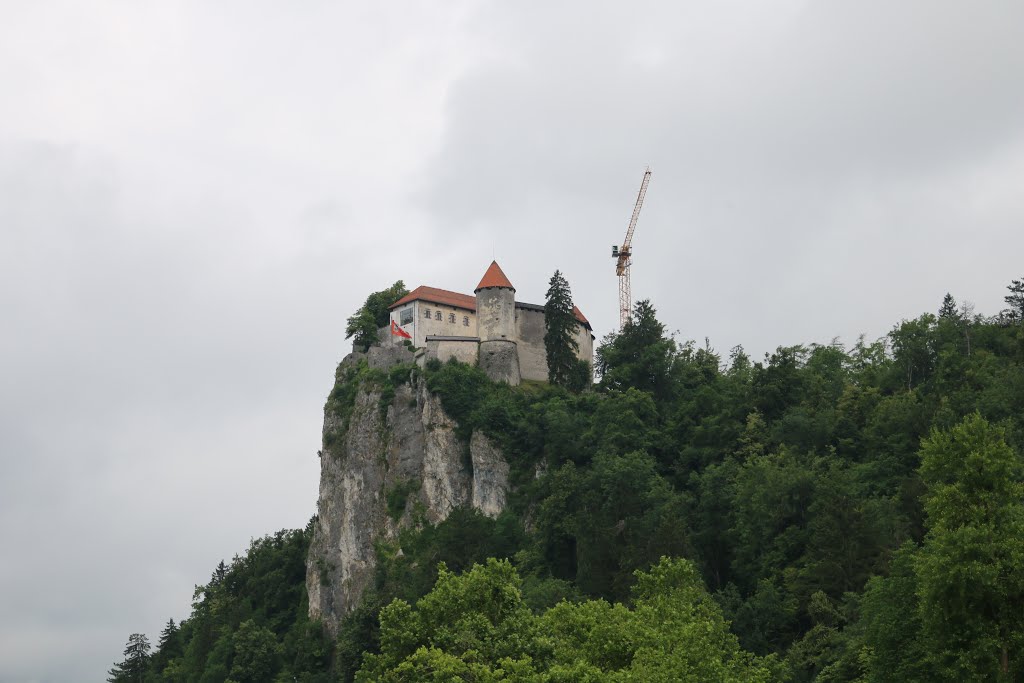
[113,276,1024,683]
[346,281,409,352]
[358,557,779,682]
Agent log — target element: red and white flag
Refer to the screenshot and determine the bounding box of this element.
[390,320,412,339]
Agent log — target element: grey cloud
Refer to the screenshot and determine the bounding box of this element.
[2,3,1023,681]
[419,0,1024,347]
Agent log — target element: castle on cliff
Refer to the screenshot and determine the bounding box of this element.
[385,261,594,385]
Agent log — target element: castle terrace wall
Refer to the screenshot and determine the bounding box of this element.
[425,337,480,366]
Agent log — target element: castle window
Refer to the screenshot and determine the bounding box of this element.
[463,316,469,326]
[448,312,456,324]
[424,308,432,319]
[435,310,442,321]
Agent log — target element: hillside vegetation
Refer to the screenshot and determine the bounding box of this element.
[110,283,1024,682]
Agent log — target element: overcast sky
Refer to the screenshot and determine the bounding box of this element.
[2,2,1023,680]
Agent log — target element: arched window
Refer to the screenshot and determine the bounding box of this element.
[424,308,432,319]
[463,316,470,326]
[435,310,442,321]
[448,312,456,324]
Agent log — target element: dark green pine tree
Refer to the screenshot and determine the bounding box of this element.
[544,270,580,387]
[212,560,228,586]
[107,633,151,683]
[158,618,178,651]
[1005,277,1024,321]
[149,618,181,675]
[938,292,958,319]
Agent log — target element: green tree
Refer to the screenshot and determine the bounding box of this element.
[750,346,806,421]
[729,448,815,591]
[107,633,151,683]
[858,543,933,682]
[1005,277,1024,320]
[543,270,581,388]
[356,558,540,681]
[158,618,178,650]
[596,299,677,401]
[543,557,781,681]
[916,413,1024,680]
[535,449,688,601]
[346,281,409,352]
[359,557,778,681]
[938,292,958,319]
[227,620,281,683]
[149,618,182,677]
[889,314,937,389]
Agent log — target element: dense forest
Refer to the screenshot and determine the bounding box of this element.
[110,277,1024,681]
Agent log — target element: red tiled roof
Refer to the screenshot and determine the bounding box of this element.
[390,286,477,312]
[390,280,591,329]
[572,305,590,326]
[475,261,515,291]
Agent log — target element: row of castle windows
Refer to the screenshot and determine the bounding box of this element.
[424,308,470,326]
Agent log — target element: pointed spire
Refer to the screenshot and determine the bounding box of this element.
[475,260,515,292]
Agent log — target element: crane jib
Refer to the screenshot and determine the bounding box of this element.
[616,168,651,329]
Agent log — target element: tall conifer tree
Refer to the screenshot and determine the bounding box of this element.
[544,270,579,387]
[938,292,958,319]
[107,633,151,683]
[1005,277,1024,321]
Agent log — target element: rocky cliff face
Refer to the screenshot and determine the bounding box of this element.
[306,350,509,632]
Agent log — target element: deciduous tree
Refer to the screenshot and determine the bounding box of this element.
[917,413,1024,680]
[596,299,677,401]
[346,281,409,352]
[228,620,281,683]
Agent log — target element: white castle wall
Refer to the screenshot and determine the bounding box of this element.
[390,301,477,347]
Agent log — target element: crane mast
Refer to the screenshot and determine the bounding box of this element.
[612,168,651,328]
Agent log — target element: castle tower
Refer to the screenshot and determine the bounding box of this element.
[474,261,521,385]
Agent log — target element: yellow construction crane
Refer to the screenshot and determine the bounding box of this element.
[612,168,651,328]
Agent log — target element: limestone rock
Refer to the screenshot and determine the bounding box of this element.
[306,373,509,633]
[470,431,509,518]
